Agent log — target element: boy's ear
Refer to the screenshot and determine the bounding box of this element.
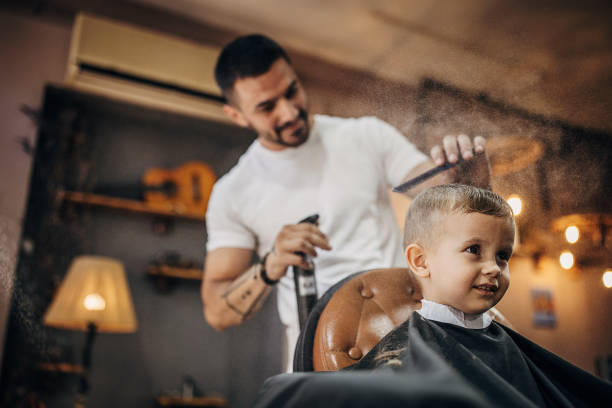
[223,104,249,128]
[405,243,429,278]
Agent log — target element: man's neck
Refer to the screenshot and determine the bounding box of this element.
[258,136,290,151]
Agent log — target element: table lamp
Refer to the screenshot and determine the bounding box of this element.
[43,255,138,407]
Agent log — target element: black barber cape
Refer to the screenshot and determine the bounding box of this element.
[252,313,612,408]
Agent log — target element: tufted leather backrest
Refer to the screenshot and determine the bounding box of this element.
[311,267,513,371]
[312,268,422,371]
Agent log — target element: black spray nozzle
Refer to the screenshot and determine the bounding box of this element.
[298,214,319,225]
[295,214,319,258]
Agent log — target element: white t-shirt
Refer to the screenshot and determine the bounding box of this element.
[205,114,428,370]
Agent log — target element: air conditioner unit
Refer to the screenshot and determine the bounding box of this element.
[65,12,228,123]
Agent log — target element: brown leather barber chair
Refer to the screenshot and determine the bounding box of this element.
[293,268,512,372]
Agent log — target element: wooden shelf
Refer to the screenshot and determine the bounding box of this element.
[58,190,204,221]
[147,265,203,280]
[155,395,228,407]
[37,362,83,374]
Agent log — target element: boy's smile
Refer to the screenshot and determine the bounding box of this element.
[415,212,515,315]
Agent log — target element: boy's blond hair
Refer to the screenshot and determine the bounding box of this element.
[403,184,514,249]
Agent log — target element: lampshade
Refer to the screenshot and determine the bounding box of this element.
[44,255,138,333]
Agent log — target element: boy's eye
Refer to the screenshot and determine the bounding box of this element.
[497,251,512,262]
[465,244,481,255]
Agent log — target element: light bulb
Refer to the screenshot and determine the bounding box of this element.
[559,251,574,270]
[507,195,522,216]
[84,293,106,311]
[564,225,579,244]
[603,270,612,289]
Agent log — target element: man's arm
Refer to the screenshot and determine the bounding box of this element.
[202,223,331,331]
[202,247,263,330]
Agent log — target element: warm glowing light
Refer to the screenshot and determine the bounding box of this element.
[564,225,580,244]
[559,251,574,270]
[507,195,522,216]
[84,293,106,311]
[603,270,612,289]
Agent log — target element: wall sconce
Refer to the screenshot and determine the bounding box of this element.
[44,256,138,407]
[551,213,611,273]
[552,213,611,248]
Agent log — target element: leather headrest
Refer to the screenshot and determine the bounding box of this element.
[312,268,422,371]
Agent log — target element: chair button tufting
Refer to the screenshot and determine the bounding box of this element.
[348,347,362,360]
[360,287,373,299]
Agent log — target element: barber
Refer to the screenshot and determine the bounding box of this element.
[201,34,490,372]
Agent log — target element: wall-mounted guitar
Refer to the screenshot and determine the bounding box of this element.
[59,161,217,221]
[141,161,217,217]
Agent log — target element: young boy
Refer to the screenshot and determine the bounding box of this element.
[253,185,611,408]
[349,184,611,407]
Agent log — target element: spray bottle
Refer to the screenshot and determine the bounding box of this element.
[293,214,319,331]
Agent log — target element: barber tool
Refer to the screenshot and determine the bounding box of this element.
[293,214,320,331]
[392,161,459,193]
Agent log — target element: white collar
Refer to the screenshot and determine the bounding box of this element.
[416,299,492,329]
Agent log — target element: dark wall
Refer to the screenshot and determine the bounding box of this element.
[0,8,72,373]
[1,86,283,408]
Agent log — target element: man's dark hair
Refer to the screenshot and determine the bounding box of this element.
[214,34,291,101]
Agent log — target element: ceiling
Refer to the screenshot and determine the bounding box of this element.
[4,0,609,263]
[128,0,612,132]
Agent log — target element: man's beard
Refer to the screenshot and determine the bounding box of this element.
[271,108,310,147]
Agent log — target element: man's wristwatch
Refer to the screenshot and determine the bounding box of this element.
[259,252,279,285]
